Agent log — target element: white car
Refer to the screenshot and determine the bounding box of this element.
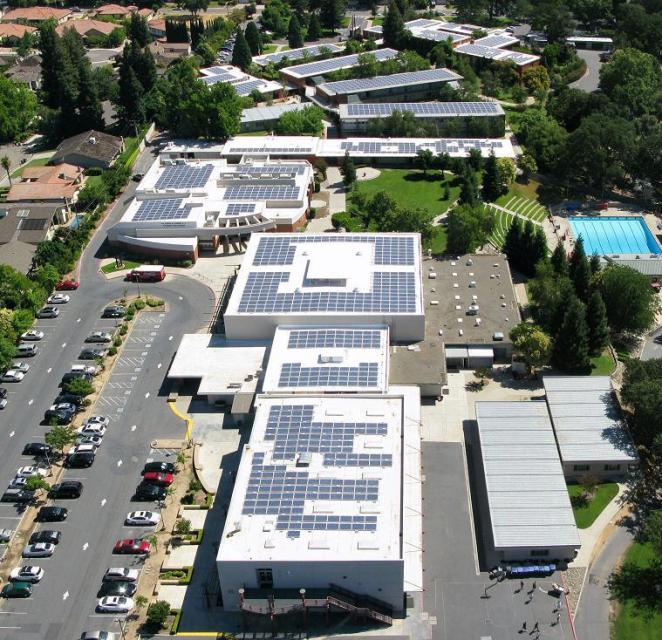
[9,566,44,583]
[11,362,30,373]
[71,364,97,376]
[125,511,160,526]
[0,398,6,409]
[103,567,139,582]
[83,415,109,428]
[9,476,28,489]
[1,370,24,382]
[22,542,54,558]
[20,330,44,341]
[96,596,134,613]
[75,435,103,448]
[77,424,107,437]
[47,293,70,304]
[72,443,98,455]
[16,466,48,478]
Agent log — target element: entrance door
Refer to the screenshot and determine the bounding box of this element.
[256,568,273,589]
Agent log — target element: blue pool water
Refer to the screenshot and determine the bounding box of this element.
[568,216,662,255]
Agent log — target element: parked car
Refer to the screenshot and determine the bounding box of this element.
[125,511,160,526]
[77,424,106,437]
[45,404,76,424]
[113,539,150,555]
[85,331,112,343]
[101,306,125,318]
[142,461,176,475]
[80,631,117,640]
[35,506,67,522]
[9,476,28,489]
[83,415,109,428]
[1,370,24,382]
[131,172,144,181]
[142,471,174,486]
[9,566,44,583]
[16,465,48,478]
[96,596,134,613]
[11,362,30,373]
[56,279,79,290]
[20,330,43,341]
[66,452,95,468]
[103,567,139,582]
[79,348,108,360]
[0,398,6,409]
[49,481,83,499]
[47,293,70,304]
[61,371,92,385]
[29,530,61,545]
[134,483,166,501]
[53,394,85,410]
[23,443,53,457]
[37,306,59,318]
[0,528,14,542]
[0,387,7,399]
[0,489,35,503]
[97,581,137,598]
[1,581,32,598]
[17,343,38,357]
[75,435,103,448]
[22,542,55,558]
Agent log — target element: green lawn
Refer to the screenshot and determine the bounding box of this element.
[612,542,662,640]
[485,204,515,249]
[496,187,548,223]
[590,349,616,375]
[101,259,139,274]
[355,169,459,216]
[567,483,619,528]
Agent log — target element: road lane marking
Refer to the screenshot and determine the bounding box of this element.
[9,431,14,438]
[61,343,66,348]
[47,368,52,373]
[76,318,81,323]
[145,392,150,399]
[117,460,123,467]
[157,363,162,369]
[63,591,69,600]
[130,425,136,432]
[82,543,89,551]
[28,399,33,405]
[101,499,107,507]
[168,336,173,341]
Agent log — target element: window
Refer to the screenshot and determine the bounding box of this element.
[604,464,621,471]
[531,549,549,557]
[573,464,590,472]
[256,568,273,589]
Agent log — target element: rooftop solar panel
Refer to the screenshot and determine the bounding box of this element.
[282,48,397,78]
[225,202,257,215]
[343,101,502,118]
[254,43,343,65]
[278,362,379,388]
[234,164,308,175]
[154,164,214,189]
[287,328,382,349]
[320,68,460,95]
[131,198,193,222]
[233,79,271,95]
[201,69,237,83]
[405,18,443,28]
[224,185,300,200]
[474,34,519,48]
[413,29,467,42]
[457,43,506,59]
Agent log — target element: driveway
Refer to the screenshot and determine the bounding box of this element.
[569,50,603,93]
[641,326,662,360]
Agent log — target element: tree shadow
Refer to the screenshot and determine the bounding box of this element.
[570,493,589,509]
[608,562,662,614]
[403,172,443,183]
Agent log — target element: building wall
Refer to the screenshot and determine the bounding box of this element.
[217,558,405,612]
[339,114,505,138]
[57,151,116,170]
[563,461,637,482]
[108,237,198,263]
[495,544,578,563]
[322,81,454,105]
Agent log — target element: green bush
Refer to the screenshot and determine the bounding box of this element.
[125,311,135,321]
[85,167,103,176]
[146,297,163,307]
[133,298,146,310]
[146,600,171,630]
[181,493,194,505]
[119,324,128,335]
[170,609,182,635]
[108,346,118,356]
[180,260,193,268]
[113,336,122,347]
[188,479,202,492]
[314,179,321,192]
[64,378,95,396]
[309,207,317,219]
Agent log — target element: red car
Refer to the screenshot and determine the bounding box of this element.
[55,280,79,291]
[113,539,150,555]
[142,472,174,486]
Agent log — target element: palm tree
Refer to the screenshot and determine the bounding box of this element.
[1,156,11,186]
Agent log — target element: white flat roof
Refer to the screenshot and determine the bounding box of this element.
[456,43,540,66]
[263,325,389,394]
[199,64,282,95]
[217,394,404,562]
[167,334,267,395]
[475,401,581,551]
[543,376,638,464]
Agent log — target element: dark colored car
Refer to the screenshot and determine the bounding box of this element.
[113,539,150,555]
[134,483,166,501]
[29,530,61,545]
[0,387,7,399]
[44,407,75,425]
[23,443,53,457]
[49,481,83,499]
[53,394,85,410]
[66,452,95,468]
[97,581,137,598]
[35,506,68,522]
[1,581,32,598]
[61,371,93,386]
[79,348,107,360]
[142,461,176,475]
[1,489,35,504]
[102,306,126,318]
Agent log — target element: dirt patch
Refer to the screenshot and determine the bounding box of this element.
[357,167,381,181]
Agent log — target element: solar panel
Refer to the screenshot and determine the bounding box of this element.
[282,48,397,78]
[131,198,193,222]
[343,101,501,119]
[224,185,300,200]
[155,164,213,189]
[225,203,257,215]
[405,18,442,28]
[321,68,459,95]
[233,79,270,95]
[287,329,382,349]
[413,29,466,42]
[201,69,237,83]
[278,362,379,388]
[234,164,308,176]
[254,43,343,66]
[474,34,518,48]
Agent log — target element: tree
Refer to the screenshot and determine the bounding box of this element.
[481,152,500,202]
[579,472,599,497]
[146,601,171,630]
[415,149,434,176]
[517,108,567,173]
[496,158,516,189]
[0,77,38,144]
[341,152,356,187]
[503,217,522,262]
[45,425,76,454]
[458,168,480,206]
[644,510,662,557]
[552,296,590,371]
[320,0,346,32]
[446,204,493,254]
[128,13,150,47]
[244,21,261,55]
[586,290,609,356]
[517,153,537,181]
[383,0,406,48]
[523,65,550,94]
[25,476,50,492]
[260,0,291,35]
[599,265,659,335]
[118,65,145,126]
[510,322,552,372]
[231,28,252,71]
[569,236,591,300]
[175,518,192,534]
[1,156,11,186]
[274,105,324,135]
[589,254,601,275]
[64,378,95,397]
[76,64,104,132]
[177,0,210,15]
[550,243,568,276]
[307,13,322,40]
[287,15,303,48]
[39,23,61,110]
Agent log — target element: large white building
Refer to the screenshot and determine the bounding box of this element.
[224,233,425,342]
[216,389,422,615]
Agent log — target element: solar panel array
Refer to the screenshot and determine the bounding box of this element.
[457,43,505,59]
[154,164,214,189]
[474,34,518,48]
[201,69,237,83]
[340,139,504,155]
[225,203,257,215]
[499,50,539,64]
[226,143,317,154]
[223,185,300,200]
[413,29,466,42]
[321,68,459,95]
[233,79,270,95]
[131,198,193,222]
[252,234,416,266]
[344,101,502,118]
[405,18,442,28]
[278,362,380,388]
[282,48,397,78]
[287,328,382,349]
[234,164,308,175]
[255,43,343,65]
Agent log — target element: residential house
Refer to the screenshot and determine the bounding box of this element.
[94,4,137,19]
[147,18,166,38]
[6,54,41,90]
[148,39,190,66]
[6,164,85,205]
[56,19,118,40]
[0,23,37,45]
[1,7,72,24]
[50,130,124,170]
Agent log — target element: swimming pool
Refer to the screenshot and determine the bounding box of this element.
[568,216,661,256]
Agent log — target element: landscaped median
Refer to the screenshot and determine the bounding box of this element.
[568,480,619,528]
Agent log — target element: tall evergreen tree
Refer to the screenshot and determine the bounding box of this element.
[589,253,602,276]
[307,13,322,40]
[551,243,568,276]
[118,65,145,126]
[383,0,405,48]
[190,18,205,48]
[245,21,262,55]
[481,152,500,202]
[586,290,610,356]
[342,151,356,187]
[39,24,61,109]
[394,0,409,17]
[288,14,304,48]
[530,227,548,272]
[503,217,522,262]
[232,27,252,71]
[76,63,104,132]
[569,236,591,301]
[320,0,346,32]
[458,166,479,206]
[521,218,535,269]
[129,13,150,47]
[552,296,590,371]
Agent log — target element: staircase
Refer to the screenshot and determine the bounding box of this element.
[326,595,393,625]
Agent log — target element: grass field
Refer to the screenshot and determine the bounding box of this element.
[101,260,139,274]
[496,188,548,223]
[355,169,459,216]
[590,350,616,375]
[612,542,662,640]
[567,483,619,528]
[485,204,515,249]
[427,225,447,254]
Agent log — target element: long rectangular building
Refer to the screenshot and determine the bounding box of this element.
[253,43,344,67]
[475,401,580,562]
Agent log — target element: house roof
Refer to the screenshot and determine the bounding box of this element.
[1,7,71,22]
[0,239,36,273]
[148,18,165,32]
[0,202,59,245]
[0,23,37,39]
[51,130,123,166]
[6,163,84,202]
[56,19,117,37]
[94,3,136,16]
[6,63,40,84]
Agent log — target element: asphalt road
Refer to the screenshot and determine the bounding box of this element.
[0,141,215,639]
[640,326,662,360]
[569,50,603,93]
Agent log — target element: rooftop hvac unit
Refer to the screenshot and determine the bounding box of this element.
[459,329,464,336]
[297,452,312,466]
[493,332,504,341]
[475,318,481,326]
[469,281,477,288]
[429,272,437,279]
[466,258,473,266]
[175,158,186,164]
[430,300,439,305]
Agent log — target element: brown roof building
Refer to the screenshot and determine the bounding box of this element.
[56,19,117,38]
[148,39,190,66]
[0,23,37,43]
[6,163,85,204]
[1,7,72,24]
[94,4,137,18]
[50,130,124,169]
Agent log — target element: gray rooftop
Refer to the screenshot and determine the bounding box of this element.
[339,101,504,120]
[281,48,398,79]
[241,102,311,125]
[602,255,662,277]
[475,401,581,550]
[543,376,638,464]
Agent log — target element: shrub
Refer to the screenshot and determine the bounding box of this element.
[113,336,122,347]
[180,259,193,268]
[314,179,321,192]
[119,324,128,335]
[146,600,171,630]
[181,493,194,505]
[309,207,317,219]
[64,378,95,396]
[170,609,183,634]
[188,479,202,492]
[175,518,191,534]
[133,298,146,310]
[108,346,118,356]
[146,297,164,307]
[125,311,135,321]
